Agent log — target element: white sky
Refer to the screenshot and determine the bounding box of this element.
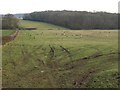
[0,0,119,14]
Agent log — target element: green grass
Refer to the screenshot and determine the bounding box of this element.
[2,20,119,88]
[1,20,68,37]
[1,30,16,37]
[20,20,69,30]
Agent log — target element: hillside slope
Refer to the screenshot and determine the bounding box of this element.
[2,20,119,88]
[20,20,69,30]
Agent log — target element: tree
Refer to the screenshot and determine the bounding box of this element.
[2,14,19,29]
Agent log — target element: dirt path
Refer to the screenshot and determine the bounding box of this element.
[2,30,19,45]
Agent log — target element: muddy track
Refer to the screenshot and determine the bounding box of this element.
[81,53,103,60]
[60,45,72,60]
[2,30,19,45]
[49,45,55,60]
[80,52,119,60]
[73,69,100,88]
[47,45,60,69]
[60,45,70,54]
[60,52,119,71]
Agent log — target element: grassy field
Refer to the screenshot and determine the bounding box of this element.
[2,30,16,37]
[20,20,69,30]
[2,20,119,88]
[1,20,69,37]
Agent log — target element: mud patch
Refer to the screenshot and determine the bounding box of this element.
[73,69,99,88]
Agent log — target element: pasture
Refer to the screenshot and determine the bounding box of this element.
[20,20,69,30]
[2,30,16,37]
[2,20,119,88]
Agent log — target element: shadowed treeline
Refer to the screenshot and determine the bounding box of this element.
[23,10,118,30]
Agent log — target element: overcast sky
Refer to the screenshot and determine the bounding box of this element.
[0,0,119,14]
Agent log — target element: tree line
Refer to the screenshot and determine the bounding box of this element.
[23,10,118,30]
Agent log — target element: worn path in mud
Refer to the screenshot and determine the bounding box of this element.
[2,30,19,45]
